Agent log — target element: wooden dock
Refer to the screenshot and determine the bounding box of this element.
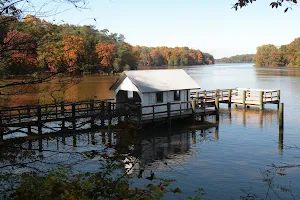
[191,88,280,109]
[0,87,283,143]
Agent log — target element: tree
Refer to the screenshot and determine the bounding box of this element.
[95,42,117,71]
[233,0,298,12]
[62,35,85,71]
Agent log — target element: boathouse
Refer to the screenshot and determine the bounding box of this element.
[109,69,200,118]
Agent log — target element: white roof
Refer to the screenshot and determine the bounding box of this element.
[110,69,200,93]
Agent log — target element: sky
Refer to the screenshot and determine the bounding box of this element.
[42,0,300,58]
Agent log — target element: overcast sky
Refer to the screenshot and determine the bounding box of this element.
[47,0,300,58]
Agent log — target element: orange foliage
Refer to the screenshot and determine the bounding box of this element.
[95,42,116,67]
[62,36,85,70]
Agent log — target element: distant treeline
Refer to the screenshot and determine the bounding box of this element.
[0,15,214,76]
[215,54,254,63]
[254,38,300,67]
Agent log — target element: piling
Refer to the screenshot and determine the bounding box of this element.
[100,101,105,127]
[107,102,112,127]
[61,102,65,129]
[27,105,31,133]
[37,105,42,134]
[279,103,284,129]
[167,102,171,126]
[195,92,199,103]
[192,99,197,123]
[278,128,283,155]
[72,103,76,131]
[228,89,232,108]
[215,97,219,122]
[0,114,3,145]
[242,90,246,108]
[137,104,142,128]
[90,100,95,127]
[259,91,264,110]
[277,90,281,109]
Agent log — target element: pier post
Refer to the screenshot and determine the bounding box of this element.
[61,102,65,129]
[277,90,281,109]
[0,114,3,145]
[259,91,264,110]
[100,101,105,127]
[72,103,76,131]
[278,128,283,155]
[137,104,142,128]
[242,90,246,108]
[27,105,31,133]
[37,105,42,134]
[215,97,219,122]
[279,103,284,129]
[90,100,95,127]
[196,92,199,103]
[192,99,197,123]
[107,102,112,127]
[167,102,171,127]
[228,89,232,108]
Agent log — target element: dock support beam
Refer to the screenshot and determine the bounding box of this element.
[279,103,284,129]
[277,90,281,109]
[72,103,76,132]
[0,114,3,145]
[259,91,264,110]
[215,97,219,122]
[192,99,197,123]
[90,100,95,127]
[242,90,246,108]
[37,105,42,134]
[167,102,171,127]
[228,89,232,108]
[61,102,65,129]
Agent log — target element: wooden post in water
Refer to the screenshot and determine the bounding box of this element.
[167,102,171,127]
[152,105,155,124]
[278,128,283,155]
[196,92,199,103]
[215,97,219,122]
[228,89,232,108]
[279,103,284,129]
[37,105,42,134]
[27,105,31,133]
[0,114,3,145]
[100,101,105,127]
[107,102,112,127]
[277,90,281,109]
[242,90,246,108]
[61,102,65,129]
[259,91,264,110]
[137,104,142,128]
[90,100,95,127]
[72,103,76,131]
[192,99,197,123]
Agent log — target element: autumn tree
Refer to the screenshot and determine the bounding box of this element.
[62,35,85,71]
[95,42,116,72]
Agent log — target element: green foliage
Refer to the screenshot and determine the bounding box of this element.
[253,37,300,68]
[0,162,205,200]
[216,54,254,63]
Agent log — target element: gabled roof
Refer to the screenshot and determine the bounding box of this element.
[110,69,200,93]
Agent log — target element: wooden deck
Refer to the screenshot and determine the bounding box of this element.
[191,88,280,109]
[0,87,282,142]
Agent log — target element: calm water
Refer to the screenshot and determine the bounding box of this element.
[2,63,300,199]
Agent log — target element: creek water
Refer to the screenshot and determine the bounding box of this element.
[2,63,300,200]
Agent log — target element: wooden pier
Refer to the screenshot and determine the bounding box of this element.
[0,87,283,143]
[191,88,281,110]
